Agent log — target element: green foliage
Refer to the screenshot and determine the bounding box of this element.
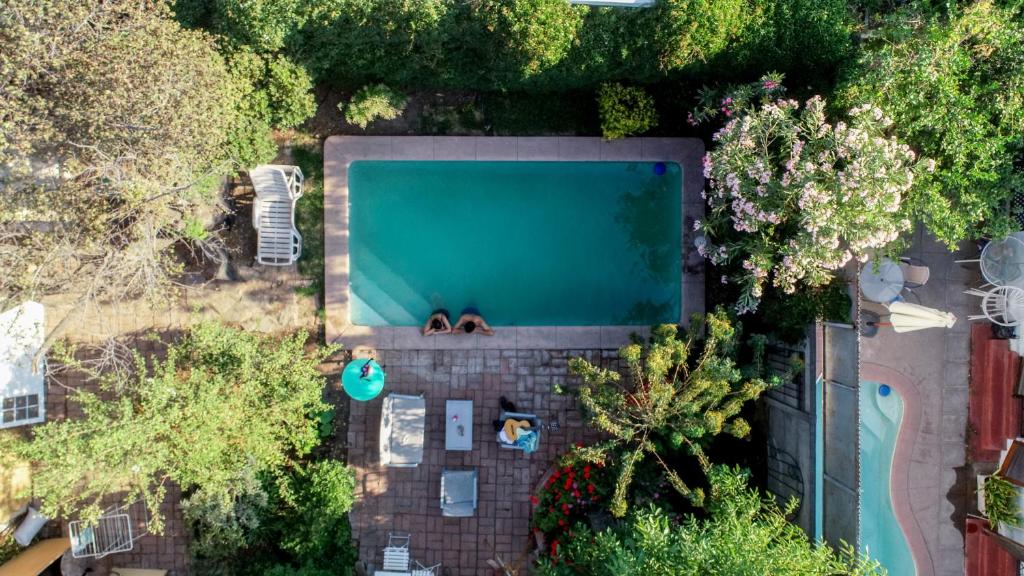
[531,456,613,545]
[266,56,317,128]
[5,322,333,532]
[720,0,853,88]
[538,466,884,575]
[567,311,770,516]
[984,474,1021,531]
[598,83,658,140]
[183,464,270,560]
[188,460,357,576]
[759,278,852,344]
[342,84,408,129]
[837,2,1024,246]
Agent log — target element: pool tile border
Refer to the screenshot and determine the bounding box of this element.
[324,136,705,352]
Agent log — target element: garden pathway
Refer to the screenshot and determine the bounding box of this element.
[346,348,612,576]
[860,227,978,576]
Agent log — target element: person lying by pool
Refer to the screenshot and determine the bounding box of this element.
[422,309,452,335]
[453,307,494,336]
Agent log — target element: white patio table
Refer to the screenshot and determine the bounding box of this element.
[445,400,473,451]
[860,258,904,303]
[981,234,1024,288]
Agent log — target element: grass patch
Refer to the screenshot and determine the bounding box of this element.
[293,145,325,301]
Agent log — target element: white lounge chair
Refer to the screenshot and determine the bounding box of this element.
[495,410,541,452]
[411,561,441,576]
[68,500,149,559]
[250,165,303,266]
[380,394,425,467]
[440,469,477,517]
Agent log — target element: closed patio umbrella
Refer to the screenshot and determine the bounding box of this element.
[881,301,957,333]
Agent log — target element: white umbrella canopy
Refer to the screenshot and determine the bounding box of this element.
[885,301,957,333]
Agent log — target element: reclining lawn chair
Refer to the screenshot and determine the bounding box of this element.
[496,411,541,452]
[250,165,303,266]
[380,393,425,467]
[440,469,477,517]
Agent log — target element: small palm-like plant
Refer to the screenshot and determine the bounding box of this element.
[342,84,407,129]
[984,474,1021,530]
[568,310,770,516]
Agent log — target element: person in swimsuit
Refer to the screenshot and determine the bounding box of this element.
[422,309,452,335]
[453,306,494,336]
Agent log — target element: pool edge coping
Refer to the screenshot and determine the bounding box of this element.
[323,136,706,352]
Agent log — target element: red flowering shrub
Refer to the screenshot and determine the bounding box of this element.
[530,454,611,561]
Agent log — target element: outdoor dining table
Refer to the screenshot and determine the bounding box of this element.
[859,258,904,303]
[981,234,1024,288]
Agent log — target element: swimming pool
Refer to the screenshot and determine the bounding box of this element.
[348,160,682,326]
[859,380,917,576]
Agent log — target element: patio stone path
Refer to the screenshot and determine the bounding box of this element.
[347,348,615,576]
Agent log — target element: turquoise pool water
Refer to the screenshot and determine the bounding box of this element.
[348,160,682,326]
[859,381,916,576]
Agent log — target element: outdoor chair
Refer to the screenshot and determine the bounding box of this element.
[495,411,541,452]
[897,257,930,303]
[250,165,303,266]
[380,393,425,467]
[440,468,478,517]
[967,285,1024,326]
[381,532,411,572]
[69,500,149,559]
[411,561,441,576]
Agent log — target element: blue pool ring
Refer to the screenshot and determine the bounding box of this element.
[878,384,891,397]
[342,359,386,401]
[653,162,667,176]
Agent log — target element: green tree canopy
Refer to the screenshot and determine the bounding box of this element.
[567,312,768,516]
[837,1,1024,247]
[538,466,883,576]
[2,322,332,532]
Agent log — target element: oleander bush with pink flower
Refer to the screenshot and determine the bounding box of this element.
[696,91,925,313]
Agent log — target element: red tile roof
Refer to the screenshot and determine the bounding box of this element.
[970,323,1022,463]
[965,517,1017,576]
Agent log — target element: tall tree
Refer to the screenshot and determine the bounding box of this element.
[0,0,243,341]
[567,311,769,517]
[0,322,331,531]
[837,1,1024,247]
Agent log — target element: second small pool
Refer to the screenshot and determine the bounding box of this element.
[859,380,916,576]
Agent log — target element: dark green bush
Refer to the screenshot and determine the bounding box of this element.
[598,83,658,140]
[758,279,852,344]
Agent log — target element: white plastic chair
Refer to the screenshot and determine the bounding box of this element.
[250,165,304,266]
[382,532,411,572]
[967,285,1024,326]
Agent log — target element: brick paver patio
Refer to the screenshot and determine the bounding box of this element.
[347,348,616,575]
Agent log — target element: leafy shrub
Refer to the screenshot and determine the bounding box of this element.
[837,2,1024,247]
[342,84,407,129]
[537,466,883,575]
[266,56,317,128]
[984,474,1021,531]
[531,455,613,553]
[597,83,658,140]
[182,465,269,560]
[187,460,357,576]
